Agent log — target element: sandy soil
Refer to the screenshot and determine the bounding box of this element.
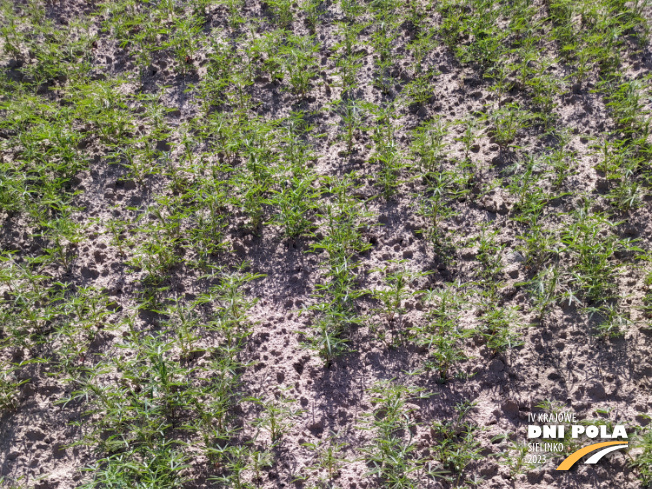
[1,0,652,488]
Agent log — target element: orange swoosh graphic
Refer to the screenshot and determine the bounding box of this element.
[556,441,628,470]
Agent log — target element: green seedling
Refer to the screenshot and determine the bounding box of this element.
[493,437,536,476]
[371,259,429,346]
[430,401,482,485]
[302,433,349,485]
[359,381,434,488]
[487,103,530,149]
[629,420,652,486]
[411,117,449,175]
[266,172,320,238]
[254,391,303,444]
[329,98,367,154]
[280,34,319,95]
[410,284,473,382]
[479,306,523,355]
[301,0,325,32]
[0,361,31,411]
[266,0,294,27]
[369,103,405,198]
